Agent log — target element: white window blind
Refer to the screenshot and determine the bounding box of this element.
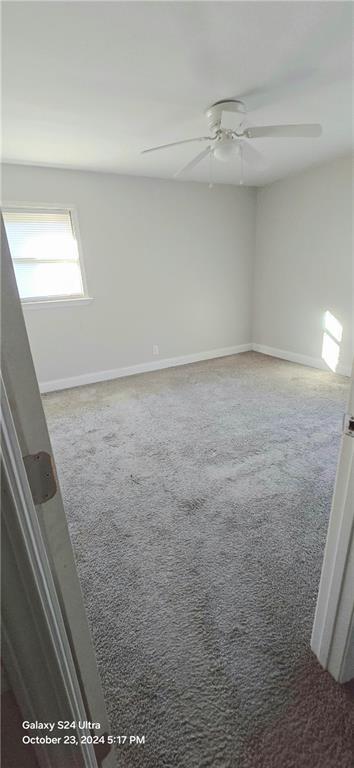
[3,208,85,301]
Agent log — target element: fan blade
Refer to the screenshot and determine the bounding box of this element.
[174,147,212,178]
[141,137,211,155]
[241,141,266,169]
[245,124,322,139]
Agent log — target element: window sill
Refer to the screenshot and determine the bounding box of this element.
[21,297,94,311]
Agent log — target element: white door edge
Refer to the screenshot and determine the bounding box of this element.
[311,362,354,683]
[1,377,99,768]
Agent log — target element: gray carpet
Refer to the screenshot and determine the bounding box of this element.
[43,352,354,768]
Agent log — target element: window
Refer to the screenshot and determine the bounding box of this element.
[3,207,88,303]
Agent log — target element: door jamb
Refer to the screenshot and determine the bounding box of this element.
[311,365,354,683]
[1,376,99,768]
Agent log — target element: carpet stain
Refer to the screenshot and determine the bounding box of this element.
[43,352,354,768]
[178,497,206,514]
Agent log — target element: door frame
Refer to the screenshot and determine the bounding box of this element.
[2,378,99,768]
[311,363,354,682]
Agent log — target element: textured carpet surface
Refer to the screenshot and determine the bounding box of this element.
[43,352,354,768]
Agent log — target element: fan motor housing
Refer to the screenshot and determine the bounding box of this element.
[206,99,246,134]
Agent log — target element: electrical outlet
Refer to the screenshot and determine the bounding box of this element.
[152,344,159,356]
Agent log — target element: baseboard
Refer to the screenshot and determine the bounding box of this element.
[39,343,253,393]
[252,343,351,377]
[39,341,351,393]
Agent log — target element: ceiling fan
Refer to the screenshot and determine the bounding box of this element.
[141,99,322,186]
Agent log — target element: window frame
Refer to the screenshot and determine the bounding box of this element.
[2,202,92,308]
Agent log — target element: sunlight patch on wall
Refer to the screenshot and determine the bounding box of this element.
[324,310,343,343]
[322,311,342,372]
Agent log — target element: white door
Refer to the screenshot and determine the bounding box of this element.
[1,217,115,766]
[311,362,354,682]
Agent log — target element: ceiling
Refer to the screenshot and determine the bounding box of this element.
[2,1,353,186]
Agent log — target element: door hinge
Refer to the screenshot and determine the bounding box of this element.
[343,414,354,437]
[23,451,57,505]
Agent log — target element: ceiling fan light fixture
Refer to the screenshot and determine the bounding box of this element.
[213,137,239,162]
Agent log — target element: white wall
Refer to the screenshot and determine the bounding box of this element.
[3,164,256,388]
[3,156,353,389]
[253,156,353,375]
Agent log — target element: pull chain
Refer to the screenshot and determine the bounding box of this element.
[208,148,214,189]
[239,142,244,186]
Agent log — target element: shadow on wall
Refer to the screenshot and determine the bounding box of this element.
[322,310,343,373]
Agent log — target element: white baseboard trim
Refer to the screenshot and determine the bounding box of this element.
[252,343,351,378]
[39,343,252,393]
[39,341,351,393]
